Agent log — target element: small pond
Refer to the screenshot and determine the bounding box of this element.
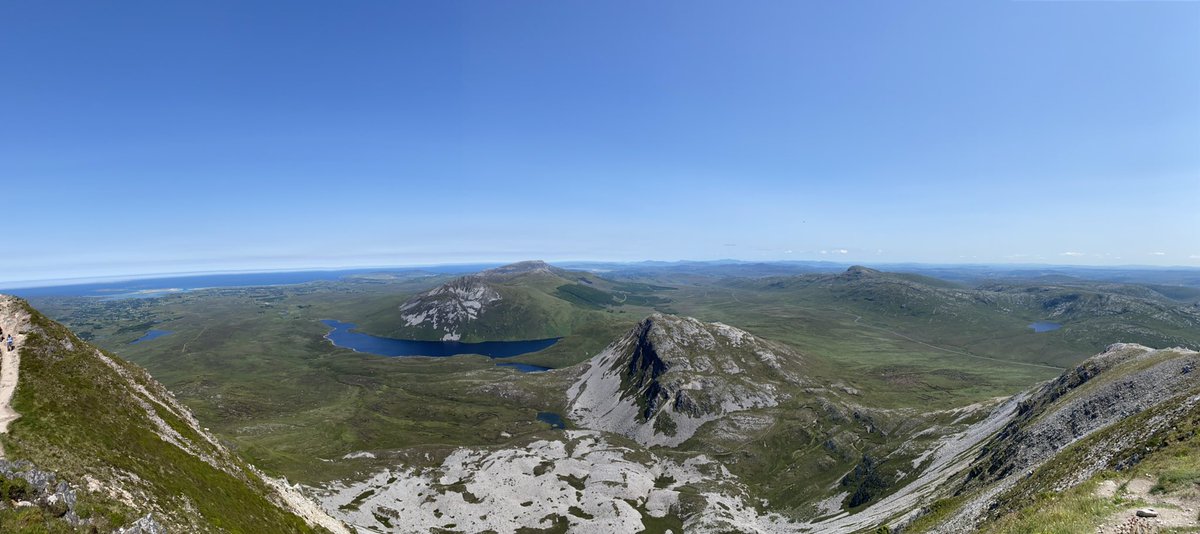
[1029,322,1062,333]
[131,330,174,344]
[537,412,566,429]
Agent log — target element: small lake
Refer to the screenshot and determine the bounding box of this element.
[130,330,174,344]
[321,320,559,369]
[537,412,566,429]
[1029,322,1062,333]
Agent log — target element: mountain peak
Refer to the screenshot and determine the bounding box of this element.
[482,260,553,276]
[394,260,600,341]
[567,313,804,447]
[841,265,881,278]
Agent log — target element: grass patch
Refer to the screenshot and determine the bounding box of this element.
[1152,469,1200,494]
[554,283,616,309]
[983,480,1117,534]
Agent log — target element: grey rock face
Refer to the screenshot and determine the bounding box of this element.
[115,514,167,534]
[928,344,1200,533]
[567,314,804,447]
[0,460,81,526]
[966,344,1200,486]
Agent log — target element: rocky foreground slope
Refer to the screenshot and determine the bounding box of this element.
[913,343,1200,533]
[0,295,348,533]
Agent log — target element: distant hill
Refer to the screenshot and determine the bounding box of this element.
[0,296,347,533]
[385,260,668,342]
[740,266,1200,367]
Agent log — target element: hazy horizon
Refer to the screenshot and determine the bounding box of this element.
[6,256,1200,290]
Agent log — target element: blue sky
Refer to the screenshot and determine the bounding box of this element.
[1,1,1197,284]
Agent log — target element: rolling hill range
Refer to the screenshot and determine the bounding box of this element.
[659,265,1200,372]
[0,296,348,533]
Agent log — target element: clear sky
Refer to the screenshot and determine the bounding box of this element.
[1,1,1197,284]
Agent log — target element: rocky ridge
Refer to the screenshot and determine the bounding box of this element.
[924,343,1200,532]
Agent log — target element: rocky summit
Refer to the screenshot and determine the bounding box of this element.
[567,313,804,447]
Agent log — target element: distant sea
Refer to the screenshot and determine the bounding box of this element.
[3,265,501,298]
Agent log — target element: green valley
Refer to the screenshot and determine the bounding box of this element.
[9,260,1198,532]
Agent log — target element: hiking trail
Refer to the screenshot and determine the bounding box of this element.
[0,295,29,457]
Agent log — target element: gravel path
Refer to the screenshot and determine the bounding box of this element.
[1096,478,1200,533]
[0,296,30,457]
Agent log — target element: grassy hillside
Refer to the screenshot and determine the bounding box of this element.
[0,299,322,533]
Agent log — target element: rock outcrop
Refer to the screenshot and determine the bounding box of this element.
[567,314,804,447]
[399,276,503,340]
[965,343,1199,487]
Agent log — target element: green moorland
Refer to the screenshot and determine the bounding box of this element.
[29,273,650,484]
[26,265,1200,506]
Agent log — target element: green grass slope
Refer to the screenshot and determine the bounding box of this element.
[0,298,328,533]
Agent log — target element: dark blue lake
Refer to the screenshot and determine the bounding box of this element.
[537,412,566,429]
[131,330,174,344]
[321,320,559,362]
[1029,322,1062,333]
